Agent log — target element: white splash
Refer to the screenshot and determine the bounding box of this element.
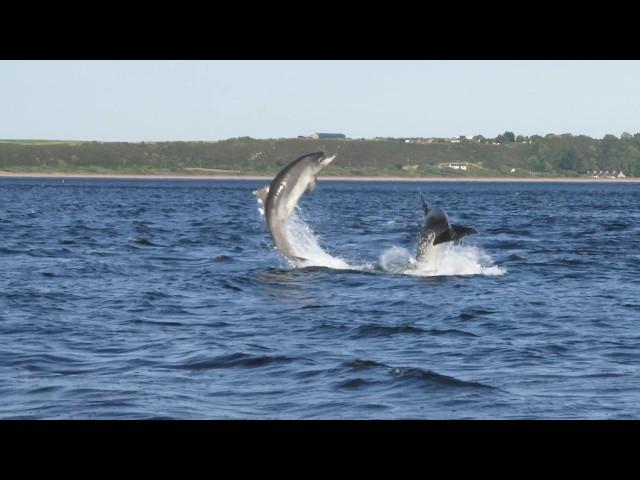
[285,210,352,269]
[256,196,351,269]
[379,243,506,277]
[379,246,416,274]
[256,198,504,276]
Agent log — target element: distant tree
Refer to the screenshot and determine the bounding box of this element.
[493,131,515,144]
[503,131,516,143]
[472,134,485,143]
[527,155,551,172]
[599,135,624,170]
[516,135,525,143]
[621,132,633,140]
[558,147,586,173]
[529,135,543,142]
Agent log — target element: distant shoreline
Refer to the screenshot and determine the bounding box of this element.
[0,171,638,183]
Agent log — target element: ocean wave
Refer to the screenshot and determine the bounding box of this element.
[169,352,296,371]
[338,359,496,392]
[388,367,496,390]
[127,236,159,246]
[349,324,426,338]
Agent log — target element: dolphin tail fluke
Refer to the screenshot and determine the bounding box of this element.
[433,230,452,245]
[433,225,478,245]
[253,186,270,204]
[420,193,430,215]
[451,225,478,240]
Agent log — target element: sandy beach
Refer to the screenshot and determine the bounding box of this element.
[0,171,638,183]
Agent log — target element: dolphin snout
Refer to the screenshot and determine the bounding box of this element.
[319,155,336,167]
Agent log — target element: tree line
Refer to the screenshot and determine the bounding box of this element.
[1,133,639,176]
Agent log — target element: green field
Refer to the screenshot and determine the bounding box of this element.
[0,135,638,177]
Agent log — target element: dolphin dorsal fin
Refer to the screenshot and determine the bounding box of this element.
[253,185,270,204]
[420,193,430,215]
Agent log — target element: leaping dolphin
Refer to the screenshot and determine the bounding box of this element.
[416,193,477,261]
[253,152,335,265]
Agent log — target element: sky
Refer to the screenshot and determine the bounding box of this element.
[1,60,639,142]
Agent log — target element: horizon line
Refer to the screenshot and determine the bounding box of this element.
[2,131,639,143]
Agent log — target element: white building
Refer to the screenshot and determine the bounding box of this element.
[448,163,467,170]
[309,133,346,139]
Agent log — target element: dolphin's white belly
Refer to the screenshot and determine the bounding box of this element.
[275,171,312,221]
[266,170,314,259]
[260,152,333,265]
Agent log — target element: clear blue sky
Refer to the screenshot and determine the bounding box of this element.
[1,60,639,141]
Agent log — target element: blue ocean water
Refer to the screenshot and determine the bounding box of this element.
[1,178,639,419]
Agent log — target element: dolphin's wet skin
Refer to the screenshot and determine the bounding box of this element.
[416,193,478,261]
[1,178,639,418]
[255,151,335,266]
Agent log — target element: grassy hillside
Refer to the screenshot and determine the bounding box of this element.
[0,135,638,177]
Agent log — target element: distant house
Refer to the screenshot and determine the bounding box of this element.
[448,163,467,170]
[309,133,346,139]
[589,170,627,179]
[406,137,438,144]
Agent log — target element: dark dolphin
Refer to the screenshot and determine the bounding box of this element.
[416,193,477,261]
